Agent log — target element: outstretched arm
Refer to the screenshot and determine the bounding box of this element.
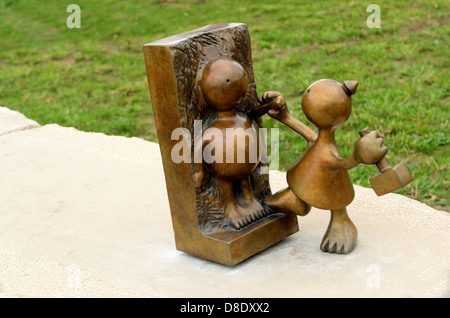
[327,130,387,170]
[327,153,360,170]
[271,105,318,143]
[261,91,317,143]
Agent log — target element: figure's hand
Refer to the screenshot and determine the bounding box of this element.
[194,168,210,188]
[353,131,387,165]
[259,91,288,120]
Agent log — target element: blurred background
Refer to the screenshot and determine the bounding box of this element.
[0,0,448,211]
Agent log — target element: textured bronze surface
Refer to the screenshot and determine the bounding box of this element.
[143,23,298,266]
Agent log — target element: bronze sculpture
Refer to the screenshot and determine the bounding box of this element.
[260,79,411,254]
[144,23,298,266]
[144,23,412,264]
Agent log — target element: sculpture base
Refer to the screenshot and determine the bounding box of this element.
[175,213,298,266]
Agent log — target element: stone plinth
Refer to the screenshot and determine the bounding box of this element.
[0,108,448,298]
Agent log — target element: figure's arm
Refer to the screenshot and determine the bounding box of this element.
[327,153,360,170]
[260,91,317,143]
[248,103,273,118]
[271,105,318,143]
[327,131,387,170]
[193,137,210,188]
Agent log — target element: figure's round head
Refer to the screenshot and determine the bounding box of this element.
[301,79,359,130]
[200,57,248,111]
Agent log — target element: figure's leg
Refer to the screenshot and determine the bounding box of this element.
[263,187,311,216]
[238,177,266,222]
[218,178,248,229]
[320,207,358,254]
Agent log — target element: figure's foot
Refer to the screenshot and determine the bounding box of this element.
[263,187,311,216]
[235,178,268,226]
[224,204,248,230]
[238,197,267,225]
[218,179,255,230]
[320,208,358,254]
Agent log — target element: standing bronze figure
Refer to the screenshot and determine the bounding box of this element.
[260,79,412,254]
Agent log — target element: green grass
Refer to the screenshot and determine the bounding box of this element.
[0,0,448,211]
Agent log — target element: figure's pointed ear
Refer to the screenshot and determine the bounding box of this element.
[343,80,359,96]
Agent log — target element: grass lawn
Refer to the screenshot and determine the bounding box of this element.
[0,0,448,211]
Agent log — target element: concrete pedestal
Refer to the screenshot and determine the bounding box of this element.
[0,108,448,297]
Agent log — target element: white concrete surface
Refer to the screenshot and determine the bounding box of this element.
[0,107,449,298]
[0,107,40,136]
